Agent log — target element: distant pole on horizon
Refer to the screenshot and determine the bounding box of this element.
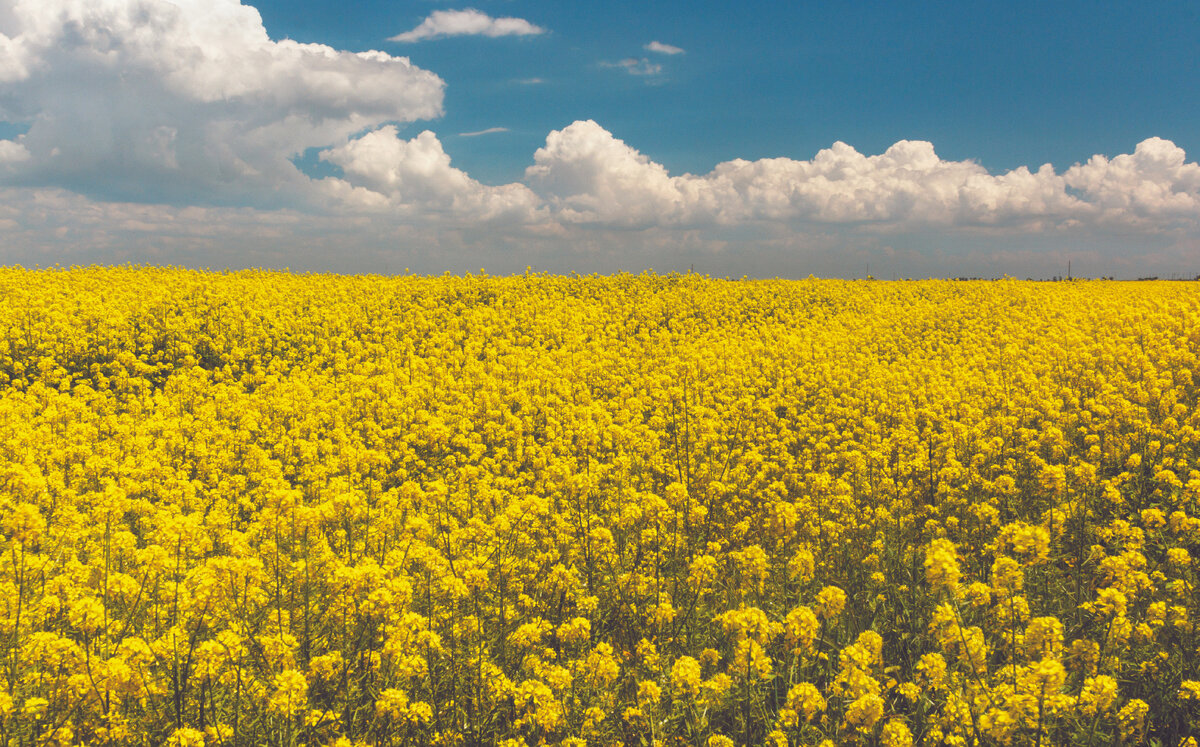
[1068,259,1072,281]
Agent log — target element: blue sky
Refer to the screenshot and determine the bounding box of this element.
[0,0,1197,277]
[260,0,1199,183]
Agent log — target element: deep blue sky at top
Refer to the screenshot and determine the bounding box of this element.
[252,0,1198,186]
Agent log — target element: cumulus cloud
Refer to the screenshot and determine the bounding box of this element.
[6,179,1196,280]
[1064,137,1200,226]
[645,41,684,55]
[0,0,1197,283]
[526,120,1200,233]
[525,120,678,225]
[0,137,29,166]
[0,0,444,205]
[600,58,663,76]
[318,126,542,223]
[389,10,546,43]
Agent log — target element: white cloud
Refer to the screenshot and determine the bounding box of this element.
[459,127,509,137]
[0,138,29,166]
[389,9,546,43]
[525,120,678,225]
[645,41,684,55]
[6,178,1196,279]
[0,0,444,206]
[600,58,662,76]
[5,115,1200,277]
[526,121,1139,230]
[318,126,542,223]
[0,0,1197,281]
[1064,137,1200,226]
[0,184,549,272]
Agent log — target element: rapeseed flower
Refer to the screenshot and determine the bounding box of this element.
[3,269,1199,743]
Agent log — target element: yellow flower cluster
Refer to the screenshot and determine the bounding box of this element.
[1,267,1199,744]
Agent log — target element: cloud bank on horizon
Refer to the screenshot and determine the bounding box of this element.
[0,0,1198,277]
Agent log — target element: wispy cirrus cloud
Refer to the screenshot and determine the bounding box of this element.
[645,41,684,55]
[389,9,546,42]
[600,57,662,77]
[458,127,509,137]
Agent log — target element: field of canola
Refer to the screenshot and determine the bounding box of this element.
[1,267,1200,747]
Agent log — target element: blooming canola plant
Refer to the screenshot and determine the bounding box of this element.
[0,267,1198,745]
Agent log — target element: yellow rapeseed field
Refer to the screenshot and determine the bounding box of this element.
[1,266,1199,746]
